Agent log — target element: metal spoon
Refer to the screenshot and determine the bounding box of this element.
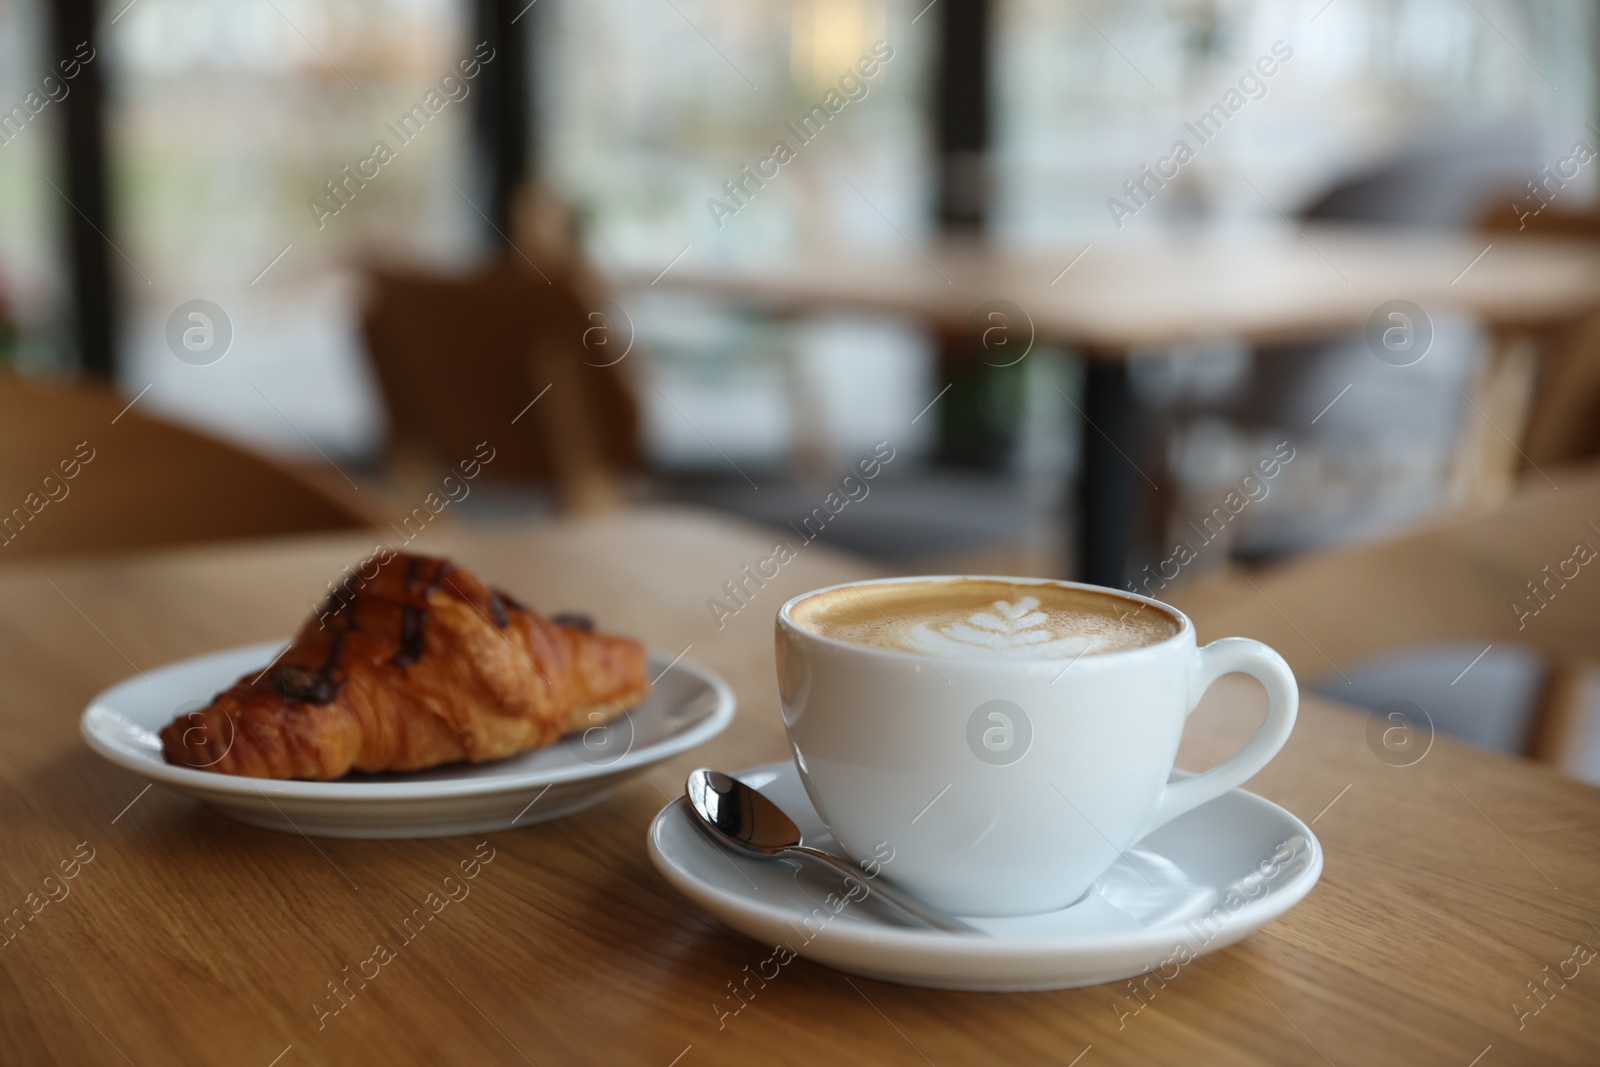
[684,768,978,934]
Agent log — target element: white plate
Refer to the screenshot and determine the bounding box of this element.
[648,760,1322,991]
[82,640,735,839]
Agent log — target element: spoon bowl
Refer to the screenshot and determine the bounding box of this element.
[686,767,805,853]
[684,768,977,934]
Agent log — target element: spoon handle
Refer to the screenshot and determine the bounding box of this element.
[792,846,978,934]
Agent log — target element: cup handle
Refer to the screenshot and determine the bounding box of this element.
[1142,637,1298,836]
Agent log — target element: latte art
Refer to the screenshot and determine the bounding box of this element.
[905,597,1101,659]
[790,578,1179,660]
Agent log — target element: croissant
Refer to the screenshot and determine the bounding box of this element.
[159,553,649,780]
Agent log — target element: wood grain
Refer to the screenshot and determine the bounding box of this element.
[0,508,1596,1065]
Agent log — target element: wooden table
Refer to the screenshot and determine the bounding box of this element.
[3,508,1598,1065]
[637,227,1600,587]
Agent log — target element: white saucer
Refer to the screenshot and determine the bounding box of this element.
[83,640,734,839]
[648,760,1322,991]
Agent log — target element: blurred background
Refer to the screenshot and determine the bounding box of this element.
[3,0,1600,779]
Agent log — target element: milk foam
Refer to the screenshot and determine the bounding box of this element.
[903,597,1101,660]
[791,580,1179,660]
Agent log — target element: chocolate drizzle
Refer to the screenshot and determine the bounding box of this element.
[268,665,337,705]
[324,626,348,673]
[421,560,452,597]
[550,611,594,632]
[487,591,510,629]
[270,626,348,706]
[277,554,470,695]
[389,557,450,667]
[391,604,428,667]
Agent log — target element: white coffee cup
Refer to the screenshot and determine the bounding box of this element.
[775,576,1297,917]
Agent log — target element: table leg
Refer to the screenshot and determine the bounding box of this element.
[1076,358,1142,589]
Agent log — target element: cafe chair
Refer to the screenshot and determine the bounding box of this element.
[0,374,371,561]
[1167,463,1600,774]
[360,260,640,515]
[1478,201,1600,479]
[1159,129,1548,558]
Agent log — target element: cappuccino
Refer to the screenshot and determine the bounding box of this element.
[776,574,1297,915]
[789,579,1178,660]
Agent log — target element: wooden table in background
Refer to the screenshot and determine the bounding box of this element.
[1,508,1597,1065]
[636,227,1600,587]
